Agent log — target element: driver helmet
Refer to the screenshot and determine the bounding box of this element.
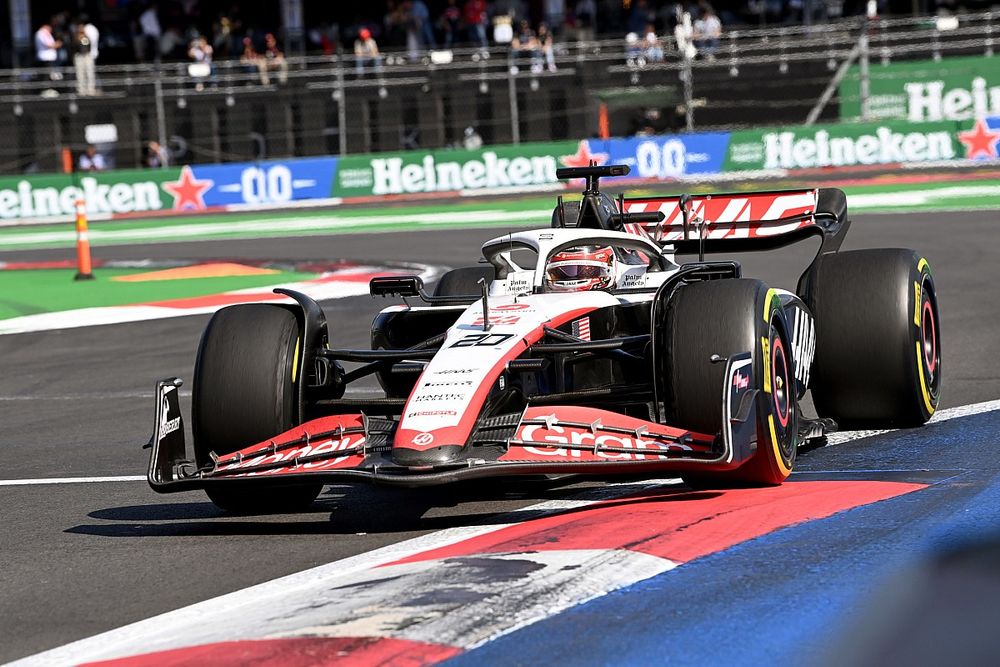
[545,245,617,292]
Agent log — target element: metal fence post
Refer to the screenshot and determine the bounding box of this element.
[682,56,694,132]
[859,17,871,120]
[336,52,347,155]
[508,67,520,145]
[153,74,168,152]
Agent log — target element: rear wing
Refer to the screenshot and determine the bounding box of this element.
[621,188,850,255]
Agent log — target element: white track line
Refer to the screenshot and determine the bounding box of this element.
[0,476,146,487]
[824,398,1000,446]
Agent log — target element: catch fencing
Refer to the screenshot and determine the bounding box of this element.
[0,11,997,174]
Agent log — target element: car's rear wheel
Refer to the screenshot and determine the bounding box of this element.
[192,303,322,513]
[660,279,797,487]
[804,249,941,428]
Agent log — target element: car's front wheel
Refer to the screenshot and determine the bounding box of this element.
[659,278,797,486]
[192,303,323,513]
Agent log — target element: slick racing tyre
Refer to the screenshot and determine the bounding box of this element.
[805,249,941,428]
[660,279,797,486]
[434,266,495,297]
[192,304,322,513]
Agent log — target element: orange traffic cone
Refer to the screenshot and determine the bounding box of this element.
[74,198,94,281]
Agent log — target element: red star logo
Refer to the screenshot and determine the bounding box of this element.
[958,118,1000,159]
[560,140,609,169]
[162,166,213,210]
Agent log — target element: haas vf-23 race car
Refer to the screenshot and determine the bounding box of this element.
[146,165,942,512]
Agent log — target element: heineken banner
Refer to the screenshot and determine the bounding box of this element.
[840,55,1000,122]
[4,117,1000,223]
[334,142,576,198]
[721,119,993,171]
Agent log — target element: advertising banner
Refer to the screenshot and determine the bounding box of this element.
[839,55,1000,122]
[595,133,730,179]
[332,142,579,198]
[723,120,974,171]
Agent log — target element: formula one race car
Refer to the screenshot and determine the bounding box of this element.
[146,165,941,512]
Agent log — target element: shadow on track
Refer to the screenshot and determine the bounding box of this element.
[64,479,723,538]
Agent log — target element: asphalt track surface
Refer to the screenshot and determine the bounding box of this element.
[1,208,999,664]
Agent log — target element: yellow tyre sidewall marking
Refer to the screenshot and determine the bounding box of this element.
[768,414,791,478]
[916,340,936,415]
[913,281,922,326]
[291,337,301,385]
[761,336,771,394]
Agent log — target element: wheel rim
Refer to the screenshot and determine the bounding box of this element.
[771,332,791,429]
[921,299,937,377]
[918,276,942,402]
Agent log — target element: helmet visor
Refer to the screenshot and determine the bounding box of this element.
[546,262,610,282]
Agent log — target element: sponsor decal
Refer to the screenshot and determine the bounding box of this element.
[472,314,521,326]
[406,410,459,418]
[432,368,477,375]
[220,434,364,475]
[760,126,955,169]
[412,432,435,446]
[162,165,214,211]
[421,380,474,388]
[732,371,750,390]
[506,271,534,295]
[790,308,816,387]
[158,393,180,440]
[518,423,691,460]
[839,55,1000,122]
[0,175,164,220]
[412,393,468,402]
[957,117,1000,159]
[599,133,730,179]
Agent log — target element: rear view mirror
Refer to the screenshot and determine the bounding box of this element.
[370,275,423,297]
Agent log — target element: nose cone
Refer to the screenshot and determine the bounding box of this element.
[391,444,464,467]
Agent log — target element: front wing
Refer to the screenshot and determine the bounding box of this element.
[146,354,759,491]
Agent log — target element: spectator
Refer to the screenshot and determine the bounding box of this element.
[440,0,461,47]
[544,0,566,35]
[354,28,382,77]
[537,22,557,72]
[574,0,596,42]
[694,7,722,59]
[187,36,214,90]
[34,23,62,80]
[402,1,422,60]
[139,3,162,63]
[627,0,655,35]
[262,33,289,85]
[463,0,488,48]
[411,0,436,48]
[144,140,168,168]
[81,14,99,62]
[463,126,483,150]
[643,23,664,61]
[510,19,540,74]
[240,37,265,83]
[78,145,105,171]
[212,14,232,57]
[73,24,97,95]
